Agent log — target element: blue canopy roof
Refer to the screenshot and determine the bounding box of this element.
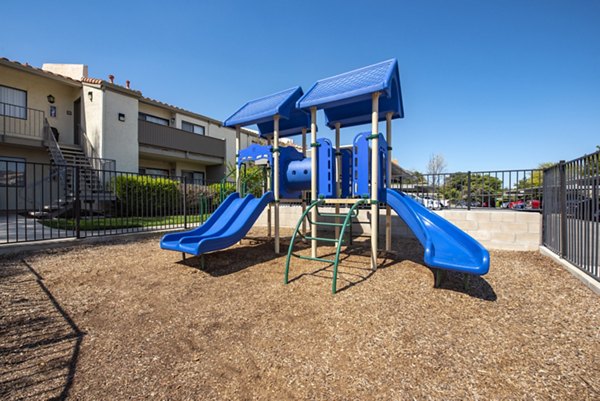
[223,86,310,138]
[296,59,404,129]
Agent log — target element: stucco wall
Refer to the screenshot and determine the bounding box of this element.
[254,206,542,252]
[0,65,81,145]
[81,85,104,155]
[139,102,173,121]
[102,91,139,173]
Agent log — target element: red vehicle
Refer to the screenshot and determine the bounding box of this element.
[508,200,524,209]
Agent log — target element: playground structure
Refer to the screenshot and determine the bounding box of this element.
[161,59,490,293]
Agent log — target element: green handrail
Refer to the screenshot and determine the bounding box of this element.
[330,199,367,293]
[284,199,367,294]
[284,199,324,283]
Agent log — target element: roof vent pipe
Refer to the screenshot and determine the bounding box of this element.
[108,74,114,84]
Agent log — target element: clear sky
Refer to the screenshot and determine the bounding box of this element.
[2,0,599,173]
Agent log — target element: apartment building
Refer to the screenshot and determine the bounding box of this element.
[0,58,260,184]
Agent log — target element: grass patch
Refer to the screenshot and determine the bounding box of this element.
[39,215,209,230]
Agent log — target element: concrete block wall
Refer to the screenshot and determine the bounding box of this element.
[436,210,541,251]
[254,206,542,251]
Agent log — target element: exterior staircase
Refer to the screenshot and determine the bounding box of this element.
[37,122,116,217]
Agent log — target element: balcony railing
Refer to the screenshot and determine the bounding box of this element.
[138,119,225,160]
[0,102,45,140]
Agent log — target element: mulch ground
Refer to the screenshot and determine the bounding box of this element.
[1,228,599,400]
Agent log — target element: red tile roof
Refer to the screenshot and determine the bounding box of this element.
[0,57,82,84]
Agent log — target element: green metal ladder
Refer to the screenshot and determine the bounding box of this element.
[284,198,368,294]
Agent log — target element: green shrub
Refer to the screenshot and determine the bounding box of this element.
[113,175,181,216]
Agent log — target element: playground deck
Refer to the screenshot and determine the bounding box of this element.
[1,229,598,400]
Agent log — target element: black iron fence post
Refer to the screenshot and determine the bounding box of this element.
[467,171,472,211]
[183,177,188,229]
[559,160,567,257]
[74,166,81,239]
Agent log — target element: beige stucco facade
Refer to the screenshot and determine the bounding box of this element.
[101,90,139,173]
[0,63,81,145]
[1,59,259,181]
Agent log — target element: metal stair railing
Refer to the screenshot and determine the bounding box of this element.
[284,198,368,294]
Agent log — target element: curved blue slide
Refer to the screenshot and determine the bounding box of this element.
[161,191,274,256]
[386,189,490,275]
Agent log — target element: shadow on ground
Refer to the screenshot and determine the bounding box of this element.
[175,234,497,300]
[177,237,282,276]
[0,260,84,401]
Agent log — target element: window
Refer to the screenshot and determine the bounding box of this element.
[0,157,26,187]
[181,121,205,135]
[139,112,169,126]
[139,167,169,177]
[0,85,27,119]
[182,170,205,185]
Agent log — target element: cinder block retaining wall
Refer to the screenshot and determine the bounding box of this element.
[255,206,541,251]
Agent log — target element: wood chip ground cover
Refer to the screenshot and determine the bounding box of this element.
[1,228,598,400]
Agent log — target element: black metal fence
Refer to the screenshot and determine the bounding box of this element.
[391,169,544,211]
[0,160,246,244]
[542,151,600,281]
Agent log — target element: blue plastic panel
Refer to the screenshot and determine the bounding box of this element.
[285,158,311,192]
[237,144,273,167]
[279,146,306,199]
[224,86,304,127]
[296,59,404,128]
[340,148,353,198]
[352,131,388,201]
[257,107,311,138]
[317,138,335,198]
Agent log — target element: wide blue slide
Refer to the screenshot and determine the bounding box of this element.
[386,189,490,275]
[161,191,273,256]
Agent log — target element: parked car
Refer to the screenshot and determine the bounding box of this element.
[422,196,443,210]
[508,200,525,209]
[525,199,542,210]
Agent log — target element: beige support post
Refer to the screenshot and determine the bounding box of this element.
[235,126,241,193]
[335,122,341,239]
[370,92,380,270]
[301,127,307,237]
[310,107,318,258]
[267,138,272,238]
[273,116,280,254]
[385,112,393,252]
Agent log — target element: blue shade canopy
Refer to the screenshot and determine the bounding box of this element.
[296,59,404,129]
[256,107,311,138]
[224,86,310,138]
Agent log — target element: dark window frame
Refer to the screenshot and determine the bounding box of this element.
[138,112,170,126]
[0,156,26,187]
[181,120,205,135]
[139,167,170,177]
[0,84,28,120]
[182,170,205,185]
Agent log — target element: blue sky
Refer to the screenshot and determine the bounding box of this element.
[2,0,599,173]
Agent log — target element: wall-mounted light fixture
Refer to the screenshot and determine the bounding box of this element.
[118,113,126,122]
[88,91,93,102]
[170,117,176,125]
[47,94,55,104]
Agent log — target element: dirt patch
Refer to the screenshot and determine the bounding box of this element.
[1,228,599,400]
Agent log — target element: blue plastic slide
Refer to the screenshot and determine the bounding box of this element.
[386,189,490,275]
[161,191,274,256]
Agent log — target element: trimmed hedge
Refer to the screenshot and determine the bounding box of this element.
[113,175,181,216]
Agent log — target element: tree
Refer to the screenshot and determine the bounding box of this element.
[427,154,447,175]
[440,173,503,204]
[427,154,447,188]
[516,162,556,190]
